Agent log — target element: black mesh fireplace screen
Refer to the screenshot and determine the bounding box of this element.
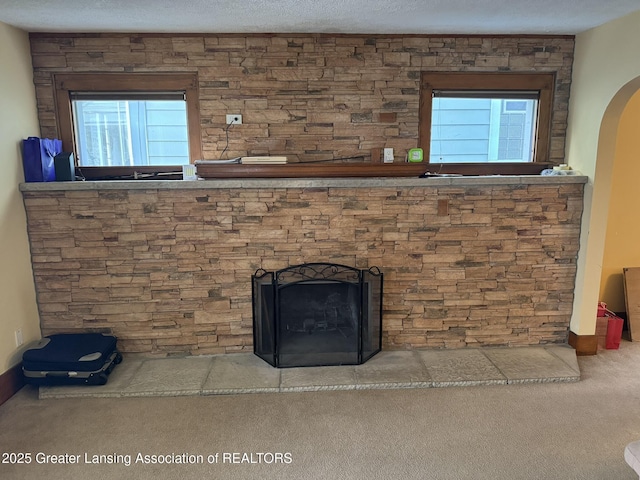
[252,263,383,368]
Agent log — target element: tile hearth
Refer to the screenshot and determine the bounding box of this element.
[37,345,580,399]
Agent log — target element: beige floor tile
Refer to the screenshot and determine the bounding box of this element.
[484,347,579,382]
[123,357,213,396]
[545,345,581,374]
[202,353,280,393]
[355,351,430,385]
[418,349,506,384]
[280,365,357,391]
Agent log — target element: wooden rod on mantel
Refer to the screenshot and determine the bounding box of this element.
[77,162,553,180]
[195,162,552,179]
[196,163,429,178]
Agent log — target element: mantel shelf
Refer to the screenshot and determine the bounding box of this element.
[73,162,554,181]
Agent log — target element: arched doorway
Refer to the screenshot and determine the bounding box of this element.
[569,77,640,352]
[599,88,640,315]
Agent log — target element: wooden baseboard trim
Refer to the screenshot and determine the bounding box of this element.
[0,363,25,407]
[568,331,598,356]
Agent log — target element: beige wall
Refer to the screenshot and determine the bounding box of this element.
[566,10,640,335]
[0,22,41,374]
[599,90,640,312]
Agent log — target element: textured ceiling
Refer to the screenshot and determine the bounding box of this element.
[0,0,639,35]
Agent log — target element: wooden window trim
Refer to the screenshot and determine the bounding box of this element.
[53,73,202,169]
[418,72,555,174]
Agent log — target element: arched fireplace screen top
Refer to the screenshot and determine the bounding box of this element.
[265,262,381,284]
[252,263,383,368]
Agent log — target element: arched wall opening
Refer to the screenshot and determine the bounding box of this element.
[568,75,640,344]
[599,89,640,313]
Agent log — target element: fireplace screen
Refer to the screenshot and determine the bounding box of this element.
[252,263,383,368]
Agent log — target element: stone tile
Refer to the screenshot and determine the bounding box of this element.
[202,353,280,394]
[545,345,580,374]
[355,351,431,387]
[484,347,579,383]
[122,357,213,396]
[417,349,507,386]
[280,365,357,392]
[39,356,144,399]
[33,346,583,399]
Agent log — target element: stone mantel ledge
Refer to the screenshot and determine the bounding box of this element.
[20,175,587,192]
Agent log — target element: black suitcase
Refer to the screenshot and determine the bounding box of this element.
[22,333,122,386]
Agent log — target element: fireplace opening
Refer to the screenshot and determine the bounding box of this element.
[252,263,383,368]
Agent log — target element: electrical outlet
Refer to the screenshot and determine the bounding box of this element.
[226,114,242,125]
[15,329,23,347]
[383,148,394,163]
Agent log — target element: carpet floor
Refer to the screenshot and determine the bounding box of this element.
[1,342,638,480]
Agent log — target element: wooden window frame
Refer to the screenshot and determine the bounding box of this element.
[53,73,202,178]
[418,72,555,175]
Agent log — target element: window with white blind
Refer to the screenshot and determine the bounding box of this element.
[419,72,555,170]
[53,73,201,169]
[71,92,190,167]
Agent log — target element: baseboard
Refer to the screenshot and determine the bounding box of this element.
[0,363,25,407]
[568,332,598,356]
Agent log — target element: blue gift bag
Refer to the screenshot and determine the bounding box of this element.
[22,137,62,182]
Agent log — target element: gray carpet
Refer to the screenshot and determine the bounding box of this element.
[1,342,639,480]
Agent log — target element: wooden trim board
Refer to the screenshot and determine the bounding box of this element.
[0,363,25,407]
[568,331,597,356]
[623,267,640,341]
[194,162,551,179]
[195,162,428,178]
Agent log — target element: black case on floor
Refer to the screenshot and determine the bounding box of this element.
[22,333,122,386]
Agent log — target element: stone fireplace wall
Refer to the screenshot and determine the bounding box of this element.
[29,33,574,163]
[21,178,584,355]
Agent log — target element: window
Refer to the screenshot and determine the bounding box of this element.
[54,73,201,169]
[431,95,537,163]
[419,72,555,172]
[71,94,189,167]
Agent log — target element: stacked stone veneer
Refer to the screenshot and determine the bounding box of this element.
[29,33,574,162]
[22,182,583,355]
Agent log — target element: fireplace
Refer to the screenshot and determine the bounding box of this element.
[252,263,383,368]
